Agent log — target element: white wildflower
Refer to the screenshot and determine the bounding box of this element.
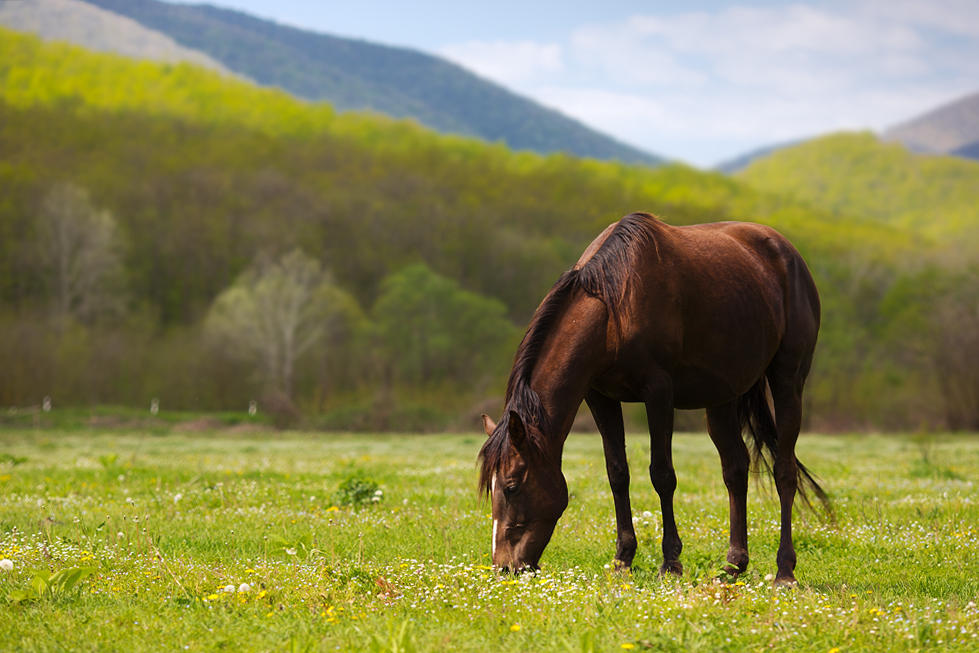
[0,559,13,572]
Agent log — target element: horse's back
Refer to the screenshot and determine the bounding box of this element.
[609,215,819,405]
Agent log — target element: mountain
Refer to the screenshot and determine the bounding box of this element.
[76,0,662,165]
[0,0,230,74]
[883,90,979,160]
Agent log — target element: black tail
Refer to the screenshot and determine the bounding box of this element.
[737,378,830,513]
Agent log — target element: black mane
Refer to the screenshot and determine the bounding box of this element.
[478,213,657,494]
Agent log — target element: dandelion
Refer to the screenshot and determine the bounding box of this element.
[238,583,251,593]
[0,559,12,572]
[285,548,297,556]
[622,645,636,650]
[829,648,841,653]
[510,624,521,632]
[223,584,235,593]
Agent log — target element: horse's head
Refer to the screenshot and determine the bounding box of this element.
[479,411,568,572]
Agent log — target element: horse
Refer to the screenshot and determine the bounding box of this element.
[478,212,827,585]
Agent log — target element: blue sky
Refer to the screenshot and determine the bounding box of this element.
[170,0,979,166]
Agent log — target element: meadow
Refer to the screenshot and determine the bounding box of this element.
[1,425,978,652]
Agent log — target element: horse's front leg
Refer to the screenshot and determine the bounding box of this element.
[586,389,636,569]
[646,388,681,575]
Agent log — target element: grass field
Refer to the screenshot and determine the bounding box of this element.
[1,426,977,652]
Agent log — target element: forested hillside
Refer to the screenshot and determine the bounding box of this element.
[740,132,979,243]
[78,0,661,164]
[1,28,976,432]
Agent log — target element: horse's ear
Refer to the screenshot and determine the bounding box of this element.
[507,410,526,449]
[481,414,496,437]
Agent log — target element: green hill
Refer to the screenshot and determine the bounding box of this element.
[738,132,979,245]
[1,27,976,431]
[79,0,662,165]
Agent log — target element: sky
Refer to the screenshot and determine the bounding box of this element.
[168,0,979,167]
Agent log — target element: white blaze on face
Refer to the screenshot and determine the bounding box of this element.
[491,476,498,558]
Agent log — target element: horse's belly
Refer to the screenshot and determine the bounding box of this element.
[671,365,751,409]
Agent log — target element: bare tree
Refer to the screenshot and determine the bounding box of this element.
[205,249,358,399]
[36,183,126,324]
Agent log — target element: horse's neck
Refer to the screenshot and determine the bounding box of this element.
[529,294,610,445]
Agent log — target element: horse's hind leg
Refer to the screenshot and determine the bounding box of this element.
[645,385,682,575]
[706,400,751,576]
[766,362,809,586]
[586,389,637,569]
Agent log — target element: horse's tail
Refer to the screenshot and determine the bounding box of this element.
[737,378,830,513]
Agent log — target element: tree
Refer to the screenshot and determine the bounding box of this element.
[879,267,979,430]
[205,249,361,399]
[372,264,517,386]
[36,183,127,324]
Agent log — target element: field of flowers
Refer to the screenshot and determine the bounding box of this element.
[1,426,977,651]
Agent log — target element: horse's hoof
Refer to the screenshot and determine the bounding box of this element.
[612,559,631,573]
[772,574,798,589]
[659,561,683,577]
[722,563,747,577]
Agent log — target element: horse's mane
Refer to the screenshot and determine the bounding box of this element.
[478,213,658,495]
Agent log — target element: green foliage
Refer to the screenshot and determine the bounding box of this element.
[373,264,518,385]
[332,476,382,508]
[7,566,97,604]
[266,533,319,562]
[370,619,417,653]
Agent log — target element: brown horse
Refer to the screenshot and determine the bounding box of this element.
[479,212,827,585]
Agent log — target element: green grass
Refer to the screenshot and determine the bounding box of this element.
[1,427,978,651]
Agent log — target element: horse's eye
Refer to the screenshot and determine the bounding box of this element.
[504,483,519,497]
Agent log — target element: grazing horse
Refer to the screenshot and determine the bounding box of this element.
[478,212,827,585]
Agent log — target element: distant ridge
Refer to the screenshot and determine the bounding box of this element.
[883,90,979,161]
[80,0,663,164]
[0,0,232,75]
[714,139,804,174]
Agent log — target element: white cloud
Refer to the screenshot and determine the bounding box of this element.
[438,40,564,85]
[439,0,979,166]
